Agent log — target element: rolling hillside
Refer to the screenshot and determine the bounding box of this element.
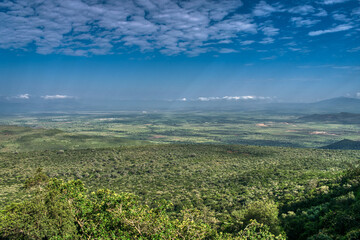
[322,139,360,150]
[299,112,360,124]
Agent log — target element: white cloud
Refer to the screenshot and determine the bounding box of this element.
[332,13,350,22]
[261,55,277,60]
[291,17,320,28]
[41,95,74,100]
[313,8,328,17]
[0,0,260,56]
[261,25,279,36]
[347,46,360,52]
[308,24,353,36]
[15,93,30,99]
[218,39,232,44]
[198,97,221,101]
[319,0,350,5]
[223,96,257,100]
[259,37,274,44]
[297,64,360,70]
[280,36,293,40]
[332,65,352,69]
[288,5,315,15]
[357,92,360,98]
[352,7,360,15]
[198,95,272,101]
[240,40,255,45]
[288,47,302,52]
[218,48,237,53]
[0,0,355,57]
[253,1,283,17]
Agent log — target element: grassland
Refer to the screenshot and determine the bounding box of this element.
[0,111,359,153]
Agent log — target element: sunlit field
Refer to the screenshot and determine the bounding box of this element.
[1,111,359,153]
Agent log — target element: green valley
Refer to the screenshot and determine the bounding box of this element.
[0,111,360,239]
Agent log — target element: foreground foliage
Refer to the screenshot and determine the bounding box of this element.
[1,144,360,239]
[0,172,285,239]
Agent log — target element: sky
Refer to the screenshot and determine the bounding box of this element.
[0,0,360,103]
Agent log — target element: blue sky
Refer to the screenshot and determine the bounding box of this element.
[0,0,360,103]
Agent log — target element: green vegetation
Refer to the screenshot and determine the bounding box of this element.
[0,111,359,152]
[0,170,285,239]
[1,143,360,239]
[298,112,360,124]
[322,139,360,150]
[0,111,359,239]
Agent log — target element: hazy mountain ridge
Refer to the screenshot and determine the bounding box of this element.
[1,96,360,114]
[321,139,360,150]
[298,112,360,124]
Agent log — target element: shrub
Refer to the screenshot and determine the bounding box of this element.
[232,200,282,235]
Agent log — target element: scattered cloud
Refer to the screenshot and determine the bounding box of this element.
[218,39,232,44]
[318,0,351,5]
[347,46,360,52]
[288,47,302,52]
[308,24,353,36]
[332,66,352,69]
[41,95,74,100]
[259,37,275,44]
[280,36,293,40]
[198,97,220,101]
[288,5,315,15]
[313,8,328,17]
[298,64,360,70]
[0,0,258,56]
[218,48,238,53]
[261,55,277,60]
[253,1,283,17]
[261,24,280,36]
[291,17,320,28]
[353,7,360,15]
[198,95,272,101]
[240,40,255,45]
[0,0,358,56]
[223,96,271,100]
[14,94,30,99]
[332,13,350,22]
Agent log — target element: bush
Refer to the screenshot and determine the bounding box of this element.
[236,220,286,240]
[0,174,214,239]
[232,200,282,235]
[0,171,286,240]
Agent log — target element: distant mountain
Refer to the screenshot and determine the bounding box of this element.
[314,97,360,106]
[1,95,360,114]
[0,97,83,114]
[248,97,360,114]
[309,97,360,113]
[298,112,360,124]
[321,139,360,150]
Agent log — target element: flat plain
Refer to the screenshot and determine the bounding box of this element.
[0,111,359,153]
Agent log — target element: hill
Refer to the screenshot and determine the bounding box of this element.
[2,96,360,114]
[321,139,360,150]
[298,112,360,124]
[309,97,360,113]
